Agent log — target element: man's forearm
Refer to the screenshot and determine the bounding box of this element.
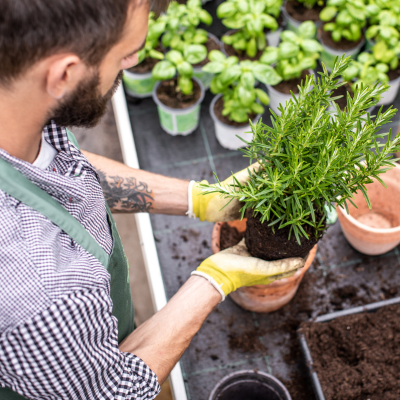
[119,276,221,383]
[83,150,189,214]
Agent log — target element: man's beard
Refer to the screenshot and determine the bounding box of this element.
[49,70,123,128]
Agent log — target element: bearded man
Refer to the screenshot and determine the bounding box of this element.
[0,1,304,398]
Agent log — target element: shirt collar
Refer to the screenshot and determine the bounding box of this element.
[43,120,72,155]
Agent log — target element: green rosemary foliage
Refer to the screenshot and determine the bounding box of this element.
[201,57,400,244]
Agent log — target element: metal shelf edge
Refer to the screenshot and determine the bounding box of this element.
[112,85,188,400]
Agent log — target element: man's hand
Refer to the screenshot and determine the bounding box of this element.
[192,239,305,299]
[191,163,260,222]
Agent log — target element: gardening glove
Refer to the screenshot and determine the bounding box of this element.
[187,163,260,222]
[191,239,305,300]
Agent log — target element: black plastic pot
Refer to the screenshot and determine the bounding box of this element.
[208,370,292,400]
[298,296,400,400]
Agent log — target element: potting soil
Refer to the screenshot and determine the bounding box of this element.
[319,26,364,50]
[271,69,310,95]
[245,212,322,261]
[301,304,400,400]
[214,96,257,127]
[156,78,201,108]
[220,223,245,250]
[387,67,400,82]
[126,1,400,398]
[285,0,323,23]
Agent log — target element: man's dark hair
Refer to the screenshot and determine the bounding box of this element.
[0,0,169,86]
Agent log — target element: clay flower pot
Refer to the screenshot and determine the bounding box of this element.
[212,219,317,313]
[337,163,400,255]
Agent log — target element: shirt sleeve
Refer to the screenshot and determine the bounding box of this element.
[0,288,160,400]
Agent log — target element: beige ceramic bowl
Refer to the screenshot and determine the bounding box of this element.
[337,163,400,255]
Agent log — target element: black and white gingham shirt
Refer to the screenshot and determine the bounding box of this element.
[0,122,160,399]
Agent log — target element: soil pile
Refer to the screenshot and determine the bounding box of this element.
[302,304,400,400]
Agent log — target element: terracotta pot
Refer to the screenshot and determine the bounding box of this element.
[212,219,317,313]
[337,164,400,255]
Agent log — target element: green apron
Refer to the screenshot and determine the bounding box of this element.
[0,133,135,399]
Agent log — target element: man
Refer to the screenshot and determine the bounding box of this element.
[0,0,304,399]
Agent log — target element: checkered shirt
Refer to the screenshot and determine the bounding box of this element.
[0,122,160,399]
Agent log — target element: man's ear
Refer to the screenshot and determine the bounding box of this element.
[46,55,86,99]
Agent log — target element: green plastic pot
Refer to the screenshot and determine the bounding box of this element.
[123,69,156,98]
[152,77,205,136]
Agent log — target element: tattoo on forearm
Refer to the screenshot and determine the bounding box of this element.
[97,169,154,213]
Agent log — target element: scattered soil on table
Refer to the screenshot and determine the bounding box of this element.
[245,211,324,261]
[220,223,245,250]
[214,96,257,127]
[319,25,364,50]
[301,304,400,400]
[331,82,353,110]
[228,327,267,353]
[193,36,220,67]
[156,78,201,109]
[128,46,163,74]
[223,32,265,61]
[271,69,310,95]
[388,67,400,81]
[285,0,324,23]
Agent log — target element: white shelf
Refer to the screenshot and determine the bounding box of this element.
[112,85,188,400]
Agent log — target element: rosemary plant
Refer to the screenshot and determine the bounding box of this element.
[200,57,400,244]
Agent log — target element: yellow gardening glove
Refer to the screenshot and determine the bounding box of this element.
[190,163,260,222]
[191,239,305,300]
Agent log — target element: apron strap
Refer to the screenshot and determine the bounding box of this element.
[0,157,109,267]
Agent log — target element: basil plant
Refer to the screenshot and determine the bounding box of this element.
[152,45,207,95]
[161,0,212,49]
[217,0,279,58]
[343,52,391,94]
[296,0,325,10]
[366,8,400,51]
[137,12,165,64]
[320,0,371,42]
[264,0,283,18]
[203,50,282,122]
[260,21,323,80]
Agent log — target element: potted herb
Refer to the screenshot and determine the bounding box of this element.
[342,49,400,106]
[217,0,279,60]
[123,12,165,98]
[318,0,370,71]
[161,0,218,89]
[282,0,325,33]
[152,45,207,135]
[260,21,322,115]
[203,50,281,150]
[365,8,399,50]
[201,57,400,312]
[264,0,286,47]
